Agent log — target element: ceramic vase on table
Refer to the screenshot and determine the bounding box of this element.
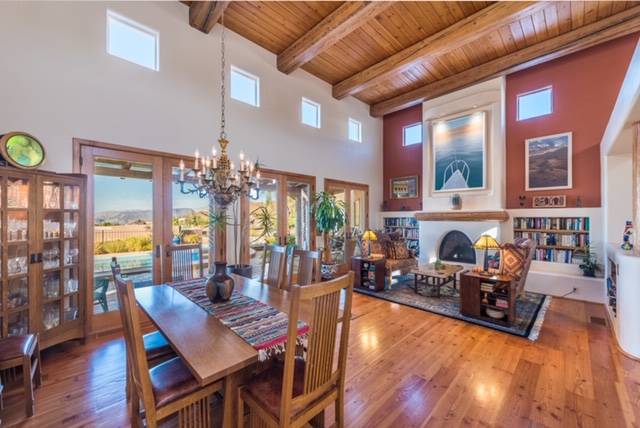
[206,261,235,302]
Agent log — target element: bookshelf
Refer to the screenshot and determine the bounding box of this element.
[383,216,419,255]
[513,216,590,264]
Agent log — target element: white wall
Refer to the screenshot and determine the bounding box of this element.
[0,1,383,220]
[421,77,505,211]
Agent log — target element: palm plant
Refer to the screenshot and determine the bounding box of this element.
[312,191,346,264]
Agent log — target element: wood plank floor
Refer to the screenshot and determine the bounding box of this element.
[2,293,639,427]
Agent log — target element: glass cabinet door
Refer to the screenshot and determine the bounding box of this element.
[3,175,32,336]
[40,178,81,334]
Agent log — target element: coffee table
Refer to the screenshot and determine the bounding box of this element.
[410,263,464,297]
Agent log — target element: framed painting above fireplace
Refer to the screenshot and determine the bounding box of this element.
[432,111,487,193]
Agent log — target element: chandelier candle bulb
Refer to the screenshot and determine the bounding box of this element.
[194,150,200,169]
[179,160,185,181]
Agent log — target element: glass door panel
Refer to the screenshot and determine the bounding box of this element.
[92,158,154,314]
[326,187,346,265]
[249,176,279,277]
[286,181,311,250]
[169,166,209,275]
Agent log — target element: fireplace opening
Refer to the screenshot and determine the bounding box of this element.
[438,230,476,264]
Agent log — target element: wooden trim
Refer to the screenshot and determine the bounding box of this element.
[188,1,229,34]
[332,1,546,100]
[414,211,510,222]
[277,1,391,74]
[73,138,185,173]
[371,7,640,117]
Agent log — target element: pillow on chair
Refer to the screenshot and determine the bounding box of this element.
[499,242,528,280]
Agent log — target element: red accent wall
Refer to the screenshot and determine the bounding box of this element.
[382,34,639,211]
[382,105,422,211]
[506,33,639,208]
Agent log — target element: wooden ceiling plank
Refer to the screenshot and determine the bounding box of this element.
[544,4,560,37]
[571,1,586,29]
[188,1,229,34]
[332,1,549,100]
[370,6,640,117]
[277,1,392,74]
[557,1,573,34]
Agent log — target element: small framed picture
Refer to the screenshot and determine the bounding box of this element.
[525,132,572,191]
[391,176,419,199]
[532,195,566,208]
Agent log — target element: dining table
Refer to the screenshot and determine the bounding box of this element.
[134,273,337,428]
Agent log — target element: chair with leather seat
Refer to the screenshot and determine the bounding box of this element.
[115,275,223,427]
[0,334,42,417]
[238,272,354,428]
[111,257,174,401]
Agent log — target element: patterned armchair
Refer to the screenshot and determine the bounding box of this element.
[364,231,418,284]
[499,238,536,298]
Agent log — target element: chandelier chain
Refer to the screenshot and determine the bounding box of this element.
[220,10,226,140]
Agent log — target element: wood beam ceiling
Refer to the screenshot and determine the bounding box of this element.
[332,1,549,100]
[277,1,392,74]
[188,1,229,34]
[370,5,640,117]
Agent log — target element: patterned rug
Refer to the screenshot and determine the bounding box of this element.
[355,276,551,340]
[170,278,308,360]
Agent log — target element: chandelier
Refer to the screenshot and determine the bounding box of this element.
[178,11,260,208]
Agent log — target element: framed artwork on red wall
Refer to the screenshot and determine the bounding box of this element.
[390,176,419,199]
[525,132,573,191]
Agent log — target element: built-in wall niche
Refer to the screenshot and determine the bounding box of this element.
[513,216,590,264]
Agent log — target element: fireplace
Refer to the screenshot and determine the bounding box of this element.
[438,230,476,264]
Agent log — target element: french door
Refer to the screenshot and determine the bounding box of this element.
[79,144,164,334]
[324,179,369,273]
[246,170,315,277]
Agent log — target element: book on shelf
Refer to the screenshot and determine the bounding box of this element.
[480,283,494,292]
[513,217,590,231]
[514,231,588,247]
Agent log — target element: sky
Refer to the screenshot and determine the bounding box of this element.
[94,175,208,213]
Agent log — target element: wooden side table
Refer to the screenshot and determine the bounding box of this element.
[460,271,516,326]
[351,256,386,291]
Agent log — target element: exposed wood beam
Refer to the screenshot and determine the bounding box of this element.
[277,1,392,74]
[189,1,229,34]
[370,6,640,117]
[333,1,549,100]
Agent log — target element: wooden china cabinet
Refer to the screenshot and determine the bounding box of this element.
[0,166,86,349]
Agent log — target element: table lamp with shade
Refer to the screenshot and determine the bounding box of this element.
[473,234,501,274]
[362,230,377,257]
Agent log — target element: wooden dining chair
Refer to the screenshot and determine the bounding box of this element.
[170,243,204,282]
[261,245,288,289]
[111,258,174,402]
[0,334,42,418]
[115,275,223,428]
[285,249,322,290]
[238,272,354,428]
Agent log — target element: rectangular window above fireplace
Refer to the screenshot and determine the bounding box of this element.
[517,86,552,121]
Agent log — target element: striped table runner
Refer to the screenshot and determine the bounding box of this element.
[169,278,308,361]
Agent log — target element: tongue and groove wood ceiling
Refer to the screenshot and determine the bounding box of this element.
[185,1,640,117]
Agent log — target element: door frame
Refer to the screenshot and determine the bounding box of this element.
[74,139,168,335]
[241,168,316,264]
[324,178,370,272]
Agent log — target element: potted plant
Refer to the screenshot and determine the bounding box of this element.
[209,204,256,278]
[579,244,600,277]
[312,192,346,274]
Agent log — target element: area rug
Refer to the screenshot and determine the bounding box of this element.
[355,277,551,340]
[170,278,308,360]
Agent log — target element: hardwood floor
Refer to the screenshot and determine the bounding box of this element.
[1,293,639,427]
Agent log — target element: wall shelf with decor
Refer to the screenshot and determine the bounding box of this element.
[382,215,420,255]
[513,216,590,264]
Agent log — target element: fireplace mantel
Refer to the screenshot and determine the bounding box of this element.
[415,210,510,222]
